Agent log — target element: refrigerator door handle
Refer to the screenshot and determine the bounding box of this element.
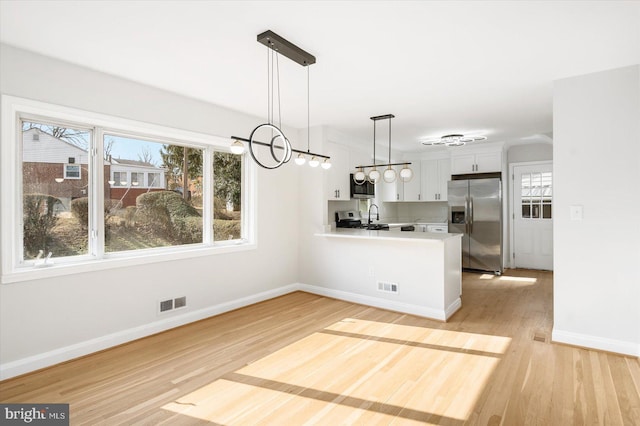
[464,196,470,234]
[469,196,474,234]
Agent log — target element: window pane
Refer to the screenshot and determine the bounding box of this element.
[213,151,242,241]
[542,203,552,219]
[104,135,203,252]
[22,121,91,259]
[522,204,531,218]
[532,204,540,219]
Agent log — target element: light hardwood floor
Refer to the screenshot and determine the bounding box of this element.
[1,270,639,425]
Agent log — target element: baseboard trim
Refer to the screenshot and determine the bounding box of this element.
[0,284,299,381]
[551,328,640,357]
[1,283,462,380]
[444,297,462,320]
[298,284,451,321]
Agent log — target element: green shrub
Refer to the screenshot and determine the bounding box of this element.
[214,219,241,240]
[173,216,203,244]
[214,197,233,220]
[71,197,89,228]
[136,191,202,242]
[23,193,61,257]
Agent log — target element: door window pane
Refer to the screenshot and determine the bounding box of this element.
[21,121,91,259]
[521,171,552,220]
[104,135,203,252]
[213,151,242,241]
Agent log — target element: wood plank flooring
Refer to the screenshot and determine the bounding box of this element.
[1,270,639,425]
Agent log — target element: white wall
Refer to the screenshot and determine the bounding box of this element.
[0,44,303,377]
[552,65,640,356]
[507,143,552,163]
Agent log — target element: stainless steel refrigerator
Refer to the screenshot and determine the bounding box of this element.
[448,177,503,274]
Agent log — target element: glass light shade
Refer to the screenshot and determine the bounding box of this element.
[399,166,413,182]
[383,167,397,183]
[230,140,245,155]
[353,169,366,184]
[107,180,115,185]
[55,178,64,183]
[294,153,306,165]
[308,156,320,167]
[321,159,332,169]
[368,168,381,183]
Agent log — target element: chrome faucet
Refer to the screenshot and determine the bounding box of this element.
[368,203,379,226]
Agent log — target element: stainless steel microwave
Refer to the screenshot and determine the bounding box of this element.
[350,174,375,199]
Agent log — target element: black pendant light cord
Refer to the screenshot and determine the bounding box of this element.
[388,117,392,164]
[307,65,310,153]
[373,120,376,166]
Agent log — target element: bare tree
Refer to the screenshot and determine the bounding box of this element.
[23,122,89,149]
[138,146,156,165]
[104,137,115,160]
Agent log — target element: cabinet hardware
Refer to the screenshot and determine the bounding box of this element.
[397,193,400,201]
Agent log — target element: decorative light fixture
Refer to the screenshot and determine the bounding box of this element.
[421,134,487,147]
[230,30,330,169]
[354,114,412,185]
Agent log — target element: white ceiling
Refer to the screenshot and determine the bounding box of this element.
[1,1,639,152]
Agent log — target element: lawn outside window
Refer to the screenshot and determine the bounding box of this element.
[0,95,256,284]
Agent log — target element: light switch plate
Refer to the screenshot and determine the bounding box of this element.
[570,205,583,221]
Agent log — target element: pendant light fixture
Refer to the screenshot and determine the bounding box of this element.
[354,114,412,185]
[230,31,330,170]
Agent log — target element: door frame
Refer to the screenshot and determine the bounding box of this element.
[508,160,553,269]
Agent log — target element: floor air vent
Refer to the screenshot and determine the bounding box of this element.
[159,296,187,314]
[159,299,173,313]
[174,296,187,309]
[377,281,398,294]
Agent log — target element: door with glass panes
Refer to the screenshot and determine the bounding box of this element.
[513,163,553,270]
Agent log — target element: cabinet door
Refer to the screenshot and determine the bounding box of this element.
[326,143,350,200]
[451,154,476,174]
[475,151,502,173]
[421,159,439,201]
[381,178,401,202]
[402,161,421,201]
[437,159,451,201]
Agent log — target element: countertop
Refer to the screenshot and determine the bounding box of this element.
[316,228,462,242]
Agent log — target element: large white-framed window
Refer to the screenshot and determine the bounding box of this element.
[1,95,256,284]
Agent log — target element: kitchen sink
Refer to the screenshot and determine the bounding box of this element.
[362,223,389,231]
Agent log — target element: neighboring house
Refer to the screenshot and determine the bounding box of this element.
[22,128,166,210]
[109,158,167,207]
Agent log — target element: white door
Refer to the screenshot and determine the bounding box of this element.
[512,163,553,270]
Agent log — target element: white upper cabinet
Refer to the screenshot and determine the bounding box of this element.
[381,177,401,202]
[401,161,421,201]
[379,161,421,202]
[421,158,450,201]
[451,150,502,174]
[326,142,350,200]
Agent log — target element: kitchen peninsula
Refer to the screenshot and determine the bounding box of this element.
[308,229,462,321]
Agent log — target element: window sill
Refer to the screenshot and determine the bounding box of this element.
[1,241,256,284]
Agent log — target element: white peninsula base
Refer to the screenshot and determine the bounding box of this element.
[303,230,463,321]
